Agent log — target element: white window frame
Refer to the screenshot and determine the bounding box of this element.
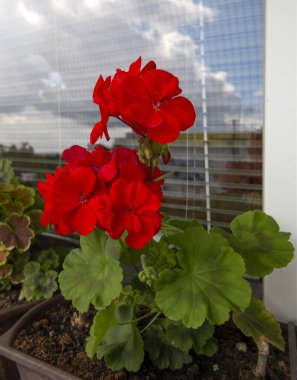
[263,0,297,322]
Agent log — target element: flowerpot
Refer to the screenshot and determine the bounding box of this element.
[0,296,79,380]
[0,299,40,380]
[0,296,294,380]
[0,234,77,380]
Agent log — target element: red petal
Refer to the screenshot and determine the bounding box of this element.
[141,69,181,101]
[125,222,156,249]
[68,167,96,196]
[141,60,157,74]
[126,214,142,234]
[147,110,180,144]
[62,145,89,165]
[129,57,142,76]
[98,159,117,183]
[72,204,97,235]
[90,120,110,145]
[110,178,128,207]
[161,96,196,131]
[108,209,126,239]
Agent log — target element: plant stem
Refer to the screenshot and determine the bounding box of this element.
[254,336,269,378]
[140,312,161,334]
[119,311,156,326]
[153,171,173,182]
[119,238,139,274]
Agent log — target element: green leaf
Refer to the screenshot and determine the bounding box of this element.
[37,249,60,271]
[23,261,58,301]
[97,324,144,372]
[0,214,34,251]
[233,211,294,276]
[2,185,34,216]
[161,218,203,237]
[213,210,294,276]
[0,264,12,279]
[27,209,48,234]
[166,320,215,354]
[197,338,218,357]
[144,325,192,370]
[0,247,9,266]
[233,297,285,351]
[59,228,123,312]
[0,192,10,206]
[86,305,117,358]
[10,252,30,284]
[0,159,15,185]
[156,227,251,328]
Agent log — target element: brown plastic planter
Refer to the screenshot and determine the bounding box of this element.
[0,300,40,380]
[0,296,80,380]
[0,296,296,380]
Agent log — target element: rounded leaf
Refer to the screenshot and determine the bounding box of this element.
[59,229,123,312]
[233,297,285,351]
[230,210,294,276]
[156,227,252,328]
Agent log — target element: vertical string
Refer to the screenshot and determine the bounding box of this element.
[185,5,189,220]
[54,8,62,166]
[199,0,211,230]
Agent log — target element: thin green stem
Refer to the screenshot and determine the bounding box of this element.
[140,312,161,334]
[119,238,139,274]
[119,311,156,326]
[153,171,173,182]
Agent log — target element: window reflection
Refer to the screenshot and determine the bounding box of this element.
[0,0,263,227]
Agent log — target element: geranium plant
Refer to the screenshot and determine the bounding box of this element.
[38,57,294,376]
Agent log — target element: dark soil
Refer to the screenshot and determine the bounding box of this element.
[13,302,290,380]
[0,288,27,310]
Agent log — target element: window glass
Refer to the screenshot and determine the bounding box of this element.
[0,0,263,228]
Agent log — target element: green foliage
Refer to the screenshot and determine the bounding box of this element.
[37,249,60,271]
[2,185,35,216]
[22,261,58,301]
[144,324,192,370]
[9,252,30,284]
[155,227,251,328]
[212,210,294,276]
[0,214,34,252]
[97,323,144,372]
[86,304,118,358]
[233,297,285,351]
[59,229,123,312]
[27,209,48,234]
[0,159,15,185]
[161,217,202,237]
[0,264,12,279]
[21,247,65,301]
[0,159,51,290]
[59,209,294,373]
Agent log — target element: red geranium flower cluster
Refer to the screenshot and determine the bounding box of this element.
[38,145,163,249]
[91,57,196,145]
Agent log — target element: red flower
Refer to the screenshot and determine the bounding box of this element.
[50,167,101,235]
[117,68,196,143]
[91,75,118,144]
[62,145,89,165]
[105,178,162,249]
[90,57,196,145]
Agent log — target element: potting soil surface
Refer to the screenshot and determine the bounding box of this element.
[13,302,290,380]
[0,289,27,310]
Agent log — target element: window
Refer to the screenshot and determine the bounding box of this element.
[0,0,264,228]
